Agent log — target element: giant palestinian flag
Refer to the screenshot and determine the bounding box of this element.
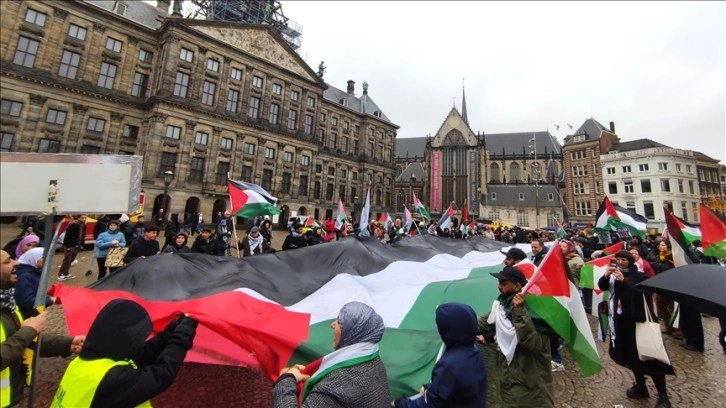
[593,196,648,238]
[699,204,726,259]
[50,236,531,398]
[228,179,280,218]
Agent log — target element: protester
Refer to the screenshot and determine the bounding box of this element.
[162,232,191,254]
[191,227,215,255]
[530,239,548,266]
[1,250,84,408]
[52,299,198,407]
[273,301,390,407]
[123,224,160,264]
[118,213,134,244]
[282,223,307,250]
[598,250,674,408]
[647,240,676,334]
[13,247,53,318]
[94,220,126,279]
[630,247,654,277]
[260,218,273,244]
[13,234,40,261]
[132,215,146,242]
[306,227,325,246]
[477,266,553,407]
[394,303,486,408]
[163,213,180,251]
[239,227,271,256]
[530,238,562,371]
[500,247,527,267]
[58,215,87,281]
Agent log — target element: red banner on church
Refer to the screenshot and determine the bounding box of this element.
[431,151,441,211]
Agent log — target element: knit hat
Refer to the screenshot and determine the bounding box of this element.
[614,250,635,264]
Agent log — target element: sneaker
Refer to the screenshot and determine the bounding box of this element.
[654,395,671,408]
[57,275,69,281]
[626,383,650,399]
[65,274,76,280]
[71,260,78,266]
[551,361,565,372]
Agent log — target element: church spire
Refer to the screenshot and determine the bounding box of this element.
[461,79,468,125]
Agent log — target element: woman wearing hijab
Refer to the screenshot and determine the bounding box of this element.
[13,247,53,317]
[273,301,390,407]
[14,234,40,260]
[598,250,674,408]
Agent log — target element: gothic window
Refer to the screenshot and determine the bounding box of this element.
[510,162,520,183]
[490,163,500,183]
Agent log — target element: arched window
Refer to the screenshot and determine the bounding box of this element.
[510,162,520,183]
[490,163,500,183]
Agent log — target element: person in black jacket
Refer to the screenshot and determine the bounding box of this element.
[191,228,215,255]
[52,299,197,407]
[282,223,307,250]
[58,215,87,281]
[123,224,160,264]
[163,213,180,251]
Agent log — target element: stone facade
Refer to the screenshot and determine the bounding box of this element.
[0,0,398,227]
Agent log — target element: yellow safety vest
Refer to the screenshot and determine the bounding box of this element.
[1,308,24,408]
[51,357,152,408]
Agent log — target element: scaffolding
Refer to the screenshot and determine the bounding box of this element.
[186,0,303,51]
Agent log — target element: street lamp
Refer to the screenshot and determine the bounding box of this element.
[162,170,174,214]
[528,134,540,228]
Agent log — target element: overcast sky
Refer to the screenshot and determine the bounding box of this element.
[278,1,725,163]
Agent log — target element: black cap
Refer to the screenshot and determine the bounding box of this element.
[614,250,635,264]
[500,247,527,261]
[490,266,528,286]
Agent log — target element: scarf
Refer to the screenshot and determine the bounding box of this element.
[302,342,379,400]
[488,299,518,365]
[0,288,17,312]
[292,231,303,238]
[15,234,40,259]
[658,250,672,262]
[248,234,263,253]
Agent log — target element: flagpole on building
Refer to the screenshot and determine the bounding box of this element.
[227,173,242,258]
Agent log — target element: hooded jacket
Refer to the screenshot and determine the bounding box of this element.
[59,299,197,408]
[162,233,190,254]
[395,303,486,408]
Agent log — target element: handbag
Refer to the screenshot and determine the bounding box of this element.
[105,247,128,268]
[635,294,671,365]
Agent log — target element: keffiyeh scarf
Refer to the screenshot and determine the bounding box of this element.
[0,288,17,312]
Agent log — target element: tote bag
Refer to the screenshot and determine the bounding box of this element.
[635,294,671,365]
[105,247,128,268]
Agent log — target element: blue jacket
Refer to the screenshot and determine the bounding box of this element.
[396,302,487,408]
[13,263,52,318]
[95,230,126,258]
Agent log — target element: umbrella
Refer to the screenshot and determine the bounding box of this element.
[636,264,726,318]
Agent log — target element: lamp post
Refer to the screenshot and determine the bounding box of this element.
[528,134,540,228]
[162,170,174,214]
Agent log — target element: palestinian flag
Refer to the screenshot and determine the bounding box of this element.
[556,220,566,239]
[304,217,321,229]
[334,199,346,230]
[664,207,700,267]
[438,202,454,230]
[664,212,701,246]
[378,212,393,231]
[699,204,726,258]
[358,186,371,236]
[593,196,647,238]
[579,254,613,318]
[522,240,602,376]
[413,192,431,221]
[227,179,280,218]
[601,241,624,256]
[50,236,525,398]
[403,206,414,233]
[459,203,469,234]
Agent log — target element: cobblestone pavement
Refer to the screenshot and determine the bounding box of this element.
[2,225,724,407]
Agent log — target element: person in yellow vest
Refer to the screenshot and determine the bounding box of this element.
[1,250,84,408]
[51,298,198,407]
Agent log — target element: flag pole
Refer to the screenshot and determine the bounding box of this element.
[227,173,242,259]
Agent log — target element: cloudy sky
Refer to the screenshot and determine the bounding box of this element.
[279,1,725,163]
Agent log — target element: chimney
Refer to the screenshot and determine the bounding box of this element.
[609,121,616,133]
[156,0,171,14]
[346,80,355,95]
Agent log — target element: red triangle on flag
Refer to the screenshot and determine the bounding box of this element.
[228,180,249,215]
[602,242,624,255]
[524,243,570,297]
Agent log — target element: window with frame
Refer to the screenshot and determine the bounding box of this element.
[216,162,229,184]
[97,62,117,89]
[299,175,308,196]
[80,144,100,154]
[658,162,668,171]
[608,182,618,194]
[122,124,138,139]
[548,193,554,201]
[316,129,324,143]
[241,165,253,181]
[622,165,632,173]
[261,169,273,190]
[247,96,260,119]
[327,166,335,176]
[339,169,347,179]
[313,181,321,199]
[230,67,242,81]
[624,181,634,193]
[678,179,684,193]
[291,90,300,101]
[226,89,239,112]
[45,109,67,125]
[307,96,316,107]
[643,202,655,220]
[195,131,208,145]
[675,163,682,172]
[38,138,60,153]
[281,172,292,193]
[105,37,123,53]
[13,36,39,68]
[131,72,149,97]
[517,211,528,226]
[351,187,357,200]
[606,167,615,175]
[319,112,326,122]
[326,183,334,200]
[339,185,347,202]
[343,120,350,130]
[201,81,216,105]
[300,155,310,166]
[367,140,374,157]
[315,164,322,173]
[638,164,648,171]
[341,136,349,152]
[58,50,81,79]
[688,180,694,194]
[281,151,293,163]
[138,49,153,63]
[491,192,497,200]
[331,117,338,126]
[86,117,105,133]
[67,24,87,41]
[179,47,194,62]
[165,125,181,139]
[640,179,652,193]
[287,110,298,130]
[206,58,219,72]
[252,76,263,88]
[660,179,671,192]
[272,83,282,95]
[510,162,520,182]
[686,165,692,173]
[220,137,233,150]
[329,133,337,150]
[269,103,280,125]
[25,8,46,26]
[188,157,204,182]
[264,147,275,160]
[518,193,524,201]
[243,142,255,154]
[1,100,23,117]
[0,132,14,152]
[304,115,313,134]
[173,72,189,97]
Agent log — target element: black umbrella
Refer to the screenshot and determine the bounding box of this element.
[636,264,726,318]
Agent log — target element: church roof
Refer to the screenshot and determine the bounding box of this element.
[395,162,426,183]
[486,131,561,157]
[395,137,427,158]
[85,0,165,29]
